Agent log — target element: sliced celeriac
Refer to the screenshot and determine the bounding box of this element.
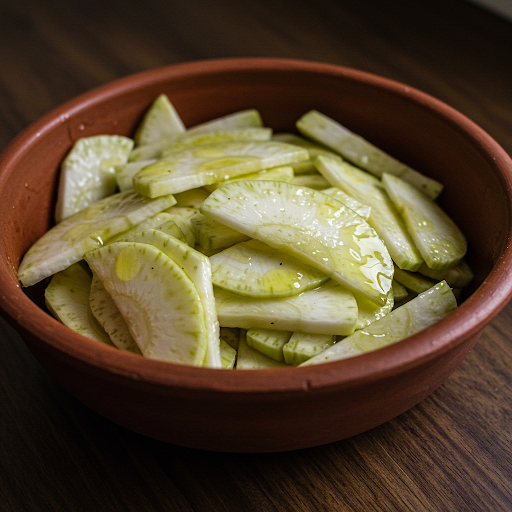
[160,127,273,156]
[301,280,457,366]
[283,332,335,365]
[18,190,176,287]
[124,229,221,368]
[315,155,423,271]
[210,239,329,298]
[133,141,309,197]
[186,109,263,133]
[44,262,113,346]
[236,331,287,369]
[133,94,185,146]
[214,280,358,336]
[393,266,438,294]
[201,180,393,306]
[246,328,292,363]
[220,327,240,350]
[89,273,142,354]
[296,110,443,199]
[354,287,394,330]
[55,135,134,222]
[417,259,473,288]
[106,211,176,244]
[291,173,330,190]
[115,159,157,191]
[392,280,409,302]
[85,242,208,366]
[272,132,344,162]
[382,172,467,269]
[220,338,237,369]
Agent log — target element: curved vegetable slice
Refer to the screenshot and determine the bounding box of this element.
[246,328,292,363]
[89,273,142,354]
[18,190,176,287]
[315,155,423,272]
[124,229,221,368]
[283,332,335,365]
[85,242,208,366]
[55,135,134,222]
[133,141,309,197]
[44,262,113,346]
[201,180,393,306]
[210,239,329,298]
[214,281,358,336]
[186,109,263,133]
[382,172,467,269]
[236,331,287,369]
[301,280,457,366]
[296,110,443,199]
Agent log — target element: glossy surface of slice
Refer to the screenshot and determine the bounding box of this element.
[297,110,443,199]
[283,332,335,365]
[246,328,292,362]
[214,281,358,335]
[18,190,176,287]
[210,239,328,298]
[382,172,467,269]
[55,135,134,222]
[302,280,457,365]
[133,141,309,197]
[85,242,208,366]
[316,155,423,271]
[235,331,287,369]
[201,180,393,305]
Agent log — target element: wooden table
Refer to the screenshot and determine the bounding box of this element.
[1,0,512,510]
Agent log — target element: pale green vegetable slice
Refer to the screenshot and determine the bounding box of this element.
[301,280,457,365]
[133,141,309,197]
[55,135,134,222]
[160,128,273,156]
[115,159,157,191]
[173,187,211,208]
[291,173,330,190]
[18,190,176,287]
[124,229,221,368]
[187,109,263,133]
[201,180,393,306]
[296,110,443,199]
[203,165,295,192]
[191,213,251,254]
[134,94,185,146]
[85,242,208,366]
[89,273,142,354]
[382,172,467,269]
[393,266,437,294]
[417,259,473,288]
[210,239,329,298]
[236,331,287,369]
[106,211,176,244]
[272,132,344,162]
[44,262,113,346]
[315,155,423,272]
[129,136,177,162]
[283,332,335,365]
[392,280,409,302]
[214,281,358,336]
[321,187,372,220]
[354,287,394,330]
[155,218,190,245]
[220,338,237,369]
[246,328,292,363]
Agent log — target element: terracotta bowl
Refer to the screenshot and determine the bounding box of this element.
[1,58,512,453]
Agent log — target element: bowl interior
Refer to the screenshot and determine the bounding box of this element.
[1,58,512,391]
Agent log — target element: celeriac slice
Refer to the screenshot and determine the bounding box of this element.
[220,338,237,369]
[55,135,134,222]
[296,110,443,199]
[417,259,473,288]
[124,229,221,368]
[210,239,329,298]
[133,141,309,197]
[315,155,423,271]
[283,332,335,365]
[44,262,113,346]
[134,94,185,146]
[85,242,208,366]
[160,128,273,156]
[186,109,263,133]
[18,190,176,287]
[321,186,372,220]
[214,281,358,336]
[354,287,394,330]
[301,280,457,366]
[115,159,157,191]
[89,272,142,354]
[291,173,330,190]
[236,331,287,369]
[393,266,437,294]
[382,172,467,269]
[201,180,393,306]
[246,328,292,363]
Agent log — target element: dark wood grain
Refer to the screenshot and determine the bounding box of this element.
[1,0,512,510]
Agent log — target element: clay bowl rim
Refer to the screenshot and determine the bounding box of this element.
[1,57,512,395]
